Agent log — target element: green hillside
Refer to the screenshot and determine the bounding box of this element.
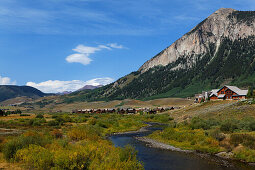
[0,85,47,102]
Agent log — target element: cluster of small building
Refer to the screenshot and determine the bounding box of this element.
[195,85,248,103]
[72,107,180,114]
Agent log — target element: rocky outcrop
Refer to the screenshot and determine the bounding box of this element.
[139,8,255,72]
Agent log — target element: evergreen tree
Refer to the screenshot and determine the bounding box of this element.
[0,110,5,116]
[247,86,254,98]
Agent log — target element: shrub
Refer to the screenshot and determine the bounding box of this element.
[48,120,59,126]
[67,125,101,141]
[190,117,209,130]
[220,120,239,132]
[209,128,225,141]
[29,118,46,126]
[119,145,137,162]
[73,116,87,123]
[20,114,30,116]
[3,131,51,160]
[233,148,255,162]
[88,118,97,125]
[62,114,72,122]
[53,145,90,169]
[239,117,255,131]
[35,114,44,119]
[51,129,63,139]
[149,127,221,153]
[190,117,219,130]
[230,133,255,149]
[15,144,53,169]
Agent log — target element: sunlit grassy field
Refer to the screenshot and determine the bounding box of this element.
[0,112,173,169]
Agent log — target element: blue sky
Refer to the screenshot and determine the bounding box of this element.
[0,0,254,93]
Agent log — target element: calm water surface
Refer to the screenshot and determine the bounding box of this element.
[110,124,254,170]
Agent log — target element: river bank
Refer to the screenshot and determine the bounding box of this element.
[111,124,151,135]
[110,123,255,169]
[135,136,193,153]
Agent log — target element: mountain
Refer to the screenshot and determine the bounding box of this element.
[77,85,103,91]
[0,85,47,102]
[55,85,102,96]
[56,91,72,95]
[62,8,255,103]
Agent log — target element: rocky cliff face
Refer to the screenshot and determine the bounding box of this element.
[139,8,255,72]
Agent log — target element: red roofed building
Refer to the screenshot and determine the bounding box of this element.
[209,85,248,100]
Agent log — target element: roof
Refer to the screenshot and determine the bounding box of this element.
[217,85,248,96]
[209,89,219,97]
[218,94,226,98]
[225,86,248,96]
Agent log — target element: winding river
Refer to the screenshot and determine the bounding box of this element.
[110,124,254,170]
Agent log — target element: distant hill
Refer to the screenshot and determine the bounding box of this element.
[77,85,103,91]
[0,85,48,102]
[61,8,255,103]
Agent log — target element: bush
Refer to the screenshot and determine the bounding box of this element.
[190,117,219,130]
[20,114,30,116]
[149,127,221,153]
[67,125,101,141]
[208,128,225,141]
[88,118,97,125]
[239,117,255,131]
[119,145,137,162]
[233,148,255,162]
[3,131,51,160]
[230,133,255,149]
[220,120,239,132]
[53,145,90,169]
[48,120,59,126]
[35,114,44,119]
[73,116,87,123]
[51,129,63,139]
[29,118,46,126]
[62,114,72,122]
[15,144,53,169]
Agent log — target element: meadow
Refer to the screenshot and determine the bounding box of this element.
[0,111,172,169]
[149,99,255,162]
[1,99,255,169]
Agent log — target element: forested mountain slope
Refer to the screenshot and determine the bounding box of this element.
[0,85,47,102]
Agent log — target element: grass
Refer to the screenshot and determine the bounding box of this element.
[149,127,223,153]
[0,111,175,169]
[2,98,255,168]
[148,100,255,162]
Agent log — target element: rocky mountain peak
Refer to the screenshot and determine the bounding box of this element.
[139,8,255,73]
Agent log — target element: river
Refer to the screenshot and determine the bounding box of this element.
[110,124,254,170]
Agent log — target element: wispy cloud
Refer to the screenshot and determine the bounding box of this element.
[0,0,254,35]
[66,43,125,65]
[107,43,125,49]
[0,75,16,85]
[26,77,114,93]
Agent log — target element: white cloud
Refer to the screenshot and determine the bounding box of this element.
[107,43,124,49]
[66,53,92,65]
[84,77,114,86]
[73,45,102,54]
[66,43,125,65]
[0,75,16,85]
[26,77,114,93]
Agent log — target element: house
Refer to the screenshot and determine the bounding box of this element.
[194,91,209,103]
[209,85,248,100]
[126,108,136,114]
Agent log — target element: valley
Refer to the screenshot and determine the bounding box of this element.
[1,7,255,170]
